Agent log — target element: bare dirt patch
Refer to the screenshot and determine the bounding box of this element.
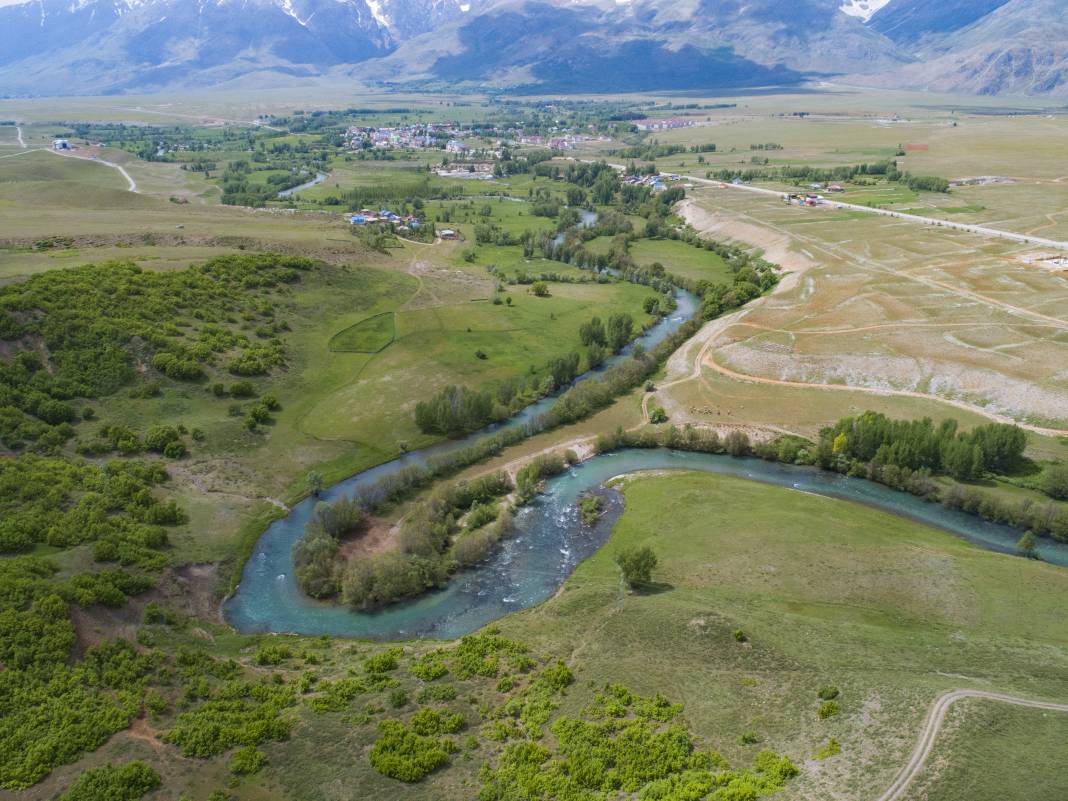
[338,516,398,560]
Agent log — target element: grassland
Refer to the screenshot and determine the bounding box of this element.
[629,237,733,283]
[496,471,1068,801]
[901,698,1068,801]
[21,469,1065,801]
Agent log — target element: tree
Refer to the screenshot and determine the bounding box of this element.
[725,430,750,457]
[307,470,324,497]
[1042,462,1068,500]
[579,317,607,347]
[531,281,549,297]
[615,545,657,589]
[1017,531,1040,560]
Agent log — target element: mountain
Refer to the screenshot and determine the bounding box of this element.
[868,0,1013,46]
[362,0,912,91]
[859,0,1068,96]
[0,0,1063,96]
[839,0,893,22]
[0,0,477,94]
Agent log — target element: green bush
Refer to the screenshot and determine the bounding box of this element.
[818,700,839,719]
[818,686,839,700]
[56,761,160,801]
[364,647,403,674]
[369,720,452,782]
[229,746,266,775]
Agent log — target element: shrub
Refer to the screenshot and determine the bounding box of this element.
[364,647,402,674]
[229,746,266,775]
[733,629,748,643]
[368,720,451,782]
[818,700,839,719]
[410,708,465,736]
[417,685,458,703]
[410,653,449,682]
[813,738,841,760]
[56,761,161,801]
[818,686,839,701]
[229,381,256,398]
[389,689,409,709]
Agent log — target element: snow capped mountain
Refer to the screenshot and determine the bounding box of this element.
[0,0,481,94]
[0,0,1063,96]
[839,0,891,21]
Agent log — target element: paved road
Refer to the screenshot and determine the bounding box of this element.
[876,689,1068,801]
[689,175,1068,252]
[589,159,1068,252]
[49,148,138,193]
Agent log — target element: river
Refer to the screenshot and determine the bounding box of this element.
[224,446,1068,640]
[223,262,1067,639]
[278,172,327,199]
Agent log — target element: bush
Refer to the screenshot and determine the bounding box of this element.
[369,720,451,782]
[229,381,256,398]
[364,647,402,674]
[733,629,748,643]
[229,746,266,775]
[56,761,161,801]
[818,700,839,719]
[818,686,839,700]
[813,738,841,760]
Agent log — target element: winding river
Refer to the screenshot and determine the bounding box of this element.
[224,273,1068,639]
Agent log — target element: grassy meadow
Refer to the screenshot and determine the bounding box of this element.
[497,471,1068,800]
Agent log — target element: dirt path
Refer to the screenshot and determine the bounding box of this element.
[15,125,25,148]
[0,147,44,160]
[877,689,1068,801]
[49,147,138,193]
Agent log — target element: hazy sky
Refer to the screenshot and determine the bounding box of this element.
[0,0,28,6]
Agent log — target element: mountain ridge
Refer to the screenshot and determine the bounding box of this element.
[0,0,1064,97]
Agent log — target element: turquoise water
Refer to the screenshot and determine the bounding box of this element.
[223,447,1068,640]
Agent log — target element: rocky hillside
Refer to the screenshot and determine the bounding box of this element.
[860,0,1068,96]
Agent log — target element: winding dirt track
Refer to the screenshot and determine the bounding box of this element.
[48,148,138,193]
[877,690,1068,801]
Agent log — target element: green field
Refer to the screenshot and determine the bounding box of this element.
[629,237,733,283]
[903,699,1068,801]
[330,312,396,352]
[494,471,1068,799]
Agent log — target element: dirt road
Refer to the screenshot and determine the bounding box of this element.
[49,148,138,193]
[691,175,1068,252]
[877,689,1068,801]
[586,159,1068,252]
